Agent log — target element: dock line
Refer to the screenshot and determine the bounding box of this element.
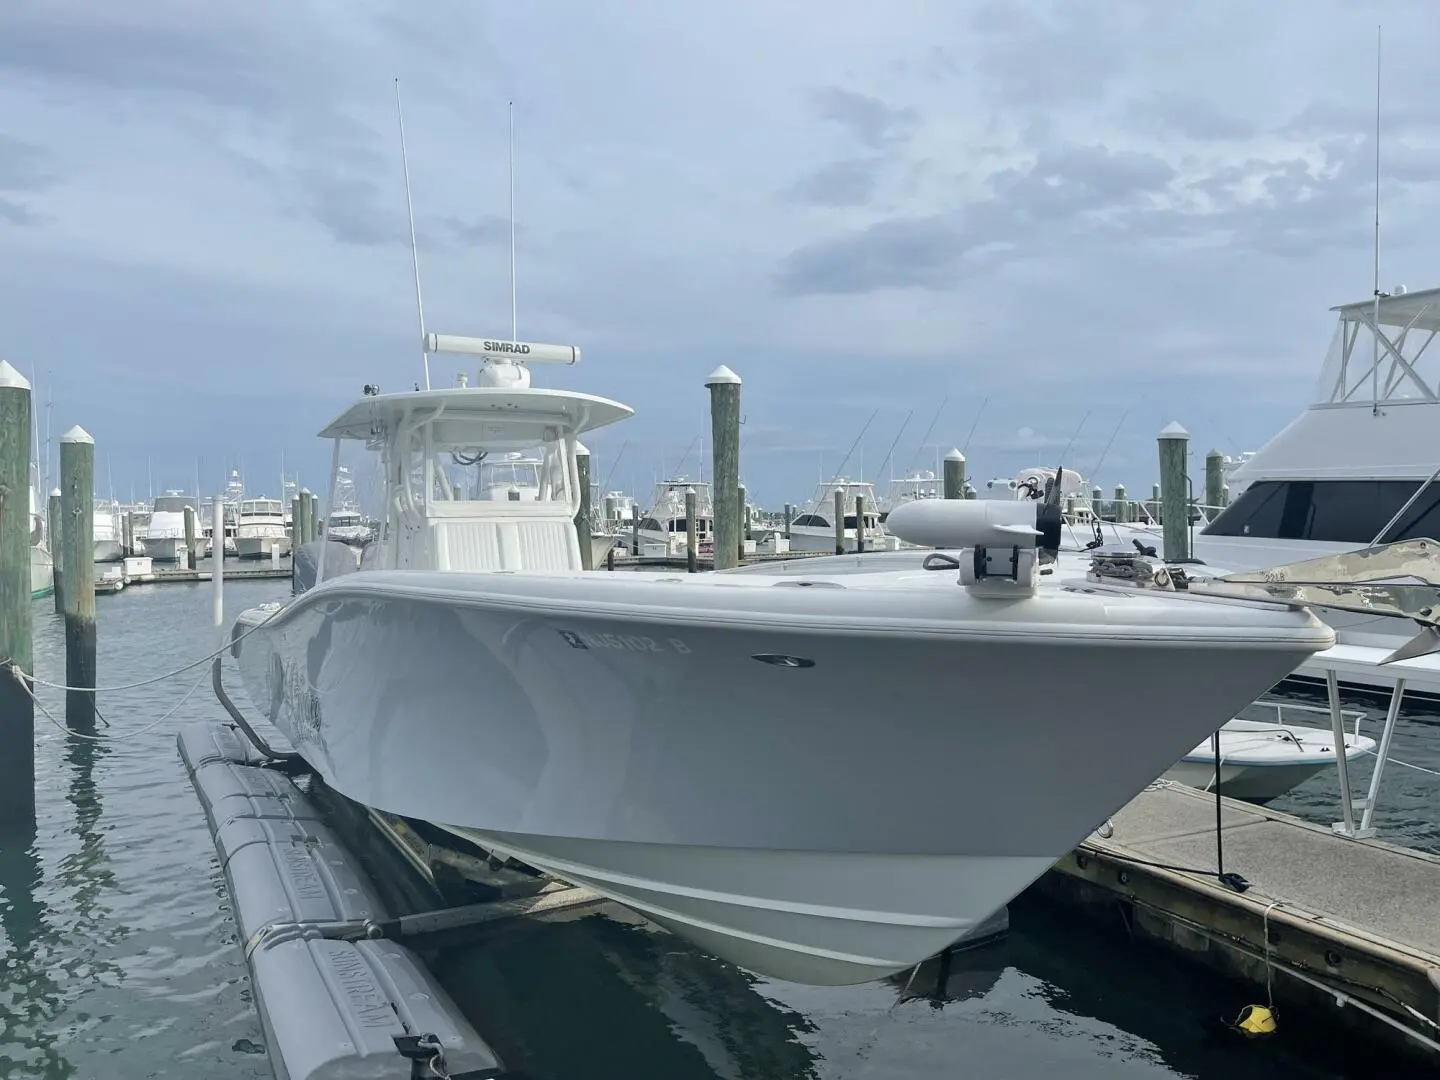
[11,662,209,743]
[1127,886,1440,1054]
[19,605,279,693]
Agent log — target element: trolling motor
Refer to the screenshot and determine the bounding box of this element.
[886,498,1062,595]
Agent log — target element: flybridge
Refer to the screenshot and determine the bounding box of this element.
[424,332,581,366]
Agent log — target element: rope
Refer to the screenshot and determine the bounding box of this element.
[15,663,209,742]
[1356,746,1440,778]
[16,606,280,693]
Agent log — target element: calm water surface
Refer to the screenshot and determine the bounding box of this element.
[0,577,1433,1078]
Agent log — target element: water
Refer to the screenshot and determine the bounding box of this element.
[0,579,1434,1078]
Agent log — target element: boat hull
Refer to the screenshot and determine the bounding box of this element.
[93,539,125,563]
[30,545,54,600]
[145,536,184,562]
[235,535,291,560]
[232,570,1328,984]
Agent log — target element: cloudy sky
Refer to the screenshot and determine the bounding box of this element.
[1,0,1436,509]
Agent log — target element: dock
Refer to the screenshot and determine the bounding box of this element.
[1033,782,1440,1061]
[95,562,292,594]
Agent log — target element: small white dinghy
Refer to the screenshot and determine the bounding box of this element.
[1165,700,1376,804]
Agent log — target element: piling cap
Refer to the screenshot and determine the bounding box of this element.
[50,487,61,497]
[1157,421,1190,441]
[704,364,741,387]
[60,425,94,444]
[0,360,31,390]
[574,440,590,456]
[944,447,965,462]
[1207,447,1223,458]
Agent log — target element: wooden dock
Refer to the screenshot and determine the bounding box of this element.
[95,564,292,593]
[1033,782,1440,1062]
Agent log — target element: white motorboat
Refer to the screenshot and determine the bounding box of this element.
[787,478,898,553]
[234,497,291,559]
[1164,700,1376,804]
[322,466,372,545]
[93,498,125,563]
[629,478,715,557]
[145,491,198,562]
[227,334,1440,987]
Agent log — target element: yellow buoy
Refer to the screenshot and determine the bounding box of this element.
[1234,1004,1278,1037]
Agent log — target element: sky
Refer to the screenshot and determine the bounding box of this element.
[1,0,1437,510]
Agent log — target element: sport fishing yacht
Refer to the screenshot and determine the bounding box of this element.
[234,497,291,559]
[787,478,897,553]
[227,334,1440,987]
[145,491,198,562]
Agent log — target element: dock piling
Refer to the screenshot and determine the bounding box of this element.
[684,487,698,574]
[783,503,792,541]
[1113,484,1128,524]
[706,366,742,572]
[298,490,314,546]
[122,511,135,558]
[943,448,965,500]
[833,489,845,555]
[574,442,594,571]
[183,505,197,570]
[1157,423,1190,560]
[630,503,640,557]
[855,493,867,553]
[60,427,96,730]
[1205,448,1225,514]
[47,490,64,614]
[0,361,35,822]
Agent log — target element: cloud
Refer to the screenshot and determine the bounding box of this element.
[811,87,916,150]
[0,133,58,226]
[1124,92,1258,142]
[785,158,883,208]
[0,0,1438,509]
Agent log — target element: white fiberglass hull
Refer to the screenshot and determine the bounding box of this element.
[235,535,291,560]
[588,532,620,568]
[30,545,54,600]
[93,539,125,563]
[232,567,1329,985]
[1163,718,1376,804]
[786,525,896,554]
[145,536,184,562]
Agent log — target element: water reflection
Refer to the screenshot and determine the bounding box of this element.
[0,822,74,1078]
[434,913,821,1080]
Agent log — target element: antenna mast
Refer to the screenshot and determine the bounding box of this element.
[509,100,518,344]
[1371,25,1383,415]
[394,78,430,391]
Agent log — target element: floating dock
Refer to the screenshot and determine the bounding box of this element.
[177,721,507,1079]
[1034,782,1440,1063]
[96,565,292,593]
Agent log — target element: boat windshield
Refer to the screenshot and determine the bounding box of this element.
[152,495,194,514]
